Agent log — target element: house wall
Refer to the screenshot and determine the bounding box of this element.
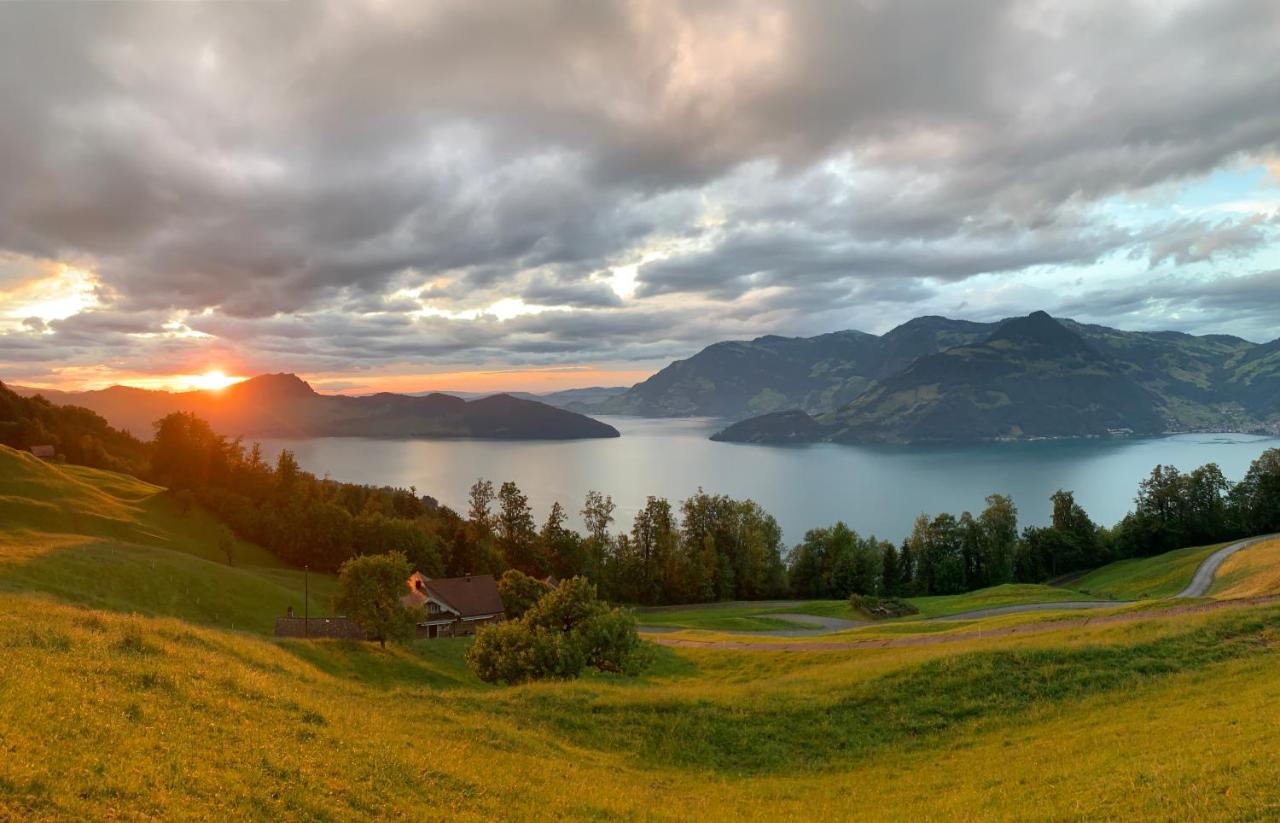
[416,614,503,639]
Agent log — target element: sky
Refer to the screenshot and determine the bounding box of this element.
[0,0,1278,394]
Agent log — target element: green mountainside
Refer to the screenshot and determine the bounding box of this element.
[818,311,1166,443]
[590,317,993,418]
[707,312,1280,444]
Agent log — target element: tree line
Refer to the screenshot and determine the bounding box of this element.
[791,456,1280,599]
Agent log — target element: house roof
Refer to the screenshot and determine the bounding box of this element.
[424,574,504,618]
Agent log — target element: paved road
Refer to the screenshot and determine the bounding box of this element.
[1176,534,1278,598]
[639,534,1278,640]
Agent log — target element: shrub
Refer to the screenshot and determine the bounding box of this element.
[466,576,649,684]
[848,594,919,620]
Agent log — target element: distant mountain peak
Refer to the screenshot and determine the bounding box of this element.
[986,311,1090,352]
[230,372,316,398]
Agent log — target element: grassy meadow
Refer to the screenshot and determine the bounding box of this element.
[4,444,1280,820]
[0,446,335,632]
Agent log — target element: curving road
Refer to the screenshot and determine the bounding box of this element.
[640,534,1278,640]
[1175,534,1278,598]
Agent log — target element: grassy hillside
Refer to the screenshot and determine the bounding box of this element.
[907,582,1101,617]
[1072,541,1228,599]
[0,445,333,632]
[4,593,1280,819]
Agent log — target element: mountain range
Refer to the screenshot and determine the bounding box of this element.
[579,311,1280,444]
[13,374,620,441]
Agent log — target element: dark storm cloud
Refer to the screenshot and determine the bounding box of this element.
[1,0,1278,377]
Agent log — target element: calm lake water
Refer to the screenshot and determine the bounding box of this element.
[258,417,1280,545]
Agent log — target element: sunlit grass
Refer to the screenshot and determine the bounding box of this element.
[1211,538,1280,598]
[0,445,332,631]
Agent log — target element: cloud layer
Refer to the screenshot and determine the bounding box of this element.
[1,0,1278,388]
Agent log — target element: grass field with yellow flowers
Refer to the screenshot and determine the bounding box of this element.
[3,444,1280,820]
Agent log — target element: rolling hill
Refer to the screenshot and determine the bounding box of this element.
[0,444,333,630]
[13,373,620,441]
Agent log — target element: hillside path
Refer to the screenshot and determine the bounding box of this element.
[1176,534,1278,597]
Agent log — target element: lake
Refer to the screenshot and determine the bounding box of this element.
[258,417,1280,545]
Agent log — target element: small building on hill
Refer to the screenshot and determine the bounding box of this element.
[402,572,504,639]
[29,445,55,459]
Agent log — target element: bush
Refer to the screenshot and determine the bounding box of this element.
[466,576,649,684]
[576,609,652,675]
[848,594,919,620]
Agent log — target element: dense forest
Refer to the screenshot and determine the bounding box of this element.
[4,382,1279,605]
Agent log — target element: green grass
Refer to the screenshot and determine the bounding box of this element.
[0,445,332,632]
[905,582,1100,618]
[637,602,833,631]
[1072,541,1229,600]
[637,584,1099,630]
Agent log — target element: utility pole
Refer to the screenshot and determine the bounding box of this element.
[304,565,309,638]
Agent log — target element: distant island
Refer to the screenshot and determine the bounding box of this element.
[578,311,1280,445]
[14,373,620,441]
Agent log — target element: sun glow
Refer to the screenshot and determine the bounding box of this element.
[182,370,241,391]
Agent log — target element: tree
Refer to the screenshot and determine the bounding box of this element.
[581,490,615,588]
[628,496,678,604]
[217,524,236,566]
[581,490,615,544]
[468,479,496,532]
[497,569,550,620]
[1231,449,1280,536]
[880,542,903,597]
[497,481,540,573]
[978,494,1018,585]
[541,501,587,579]
[334,551,418,648]
[1050,489,1107,571]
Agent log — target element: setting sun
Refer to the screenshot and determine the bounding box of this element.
[183,370,240,391]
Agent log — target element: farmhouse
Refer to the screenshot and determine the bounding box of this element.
[29,445,55,459]
[402,572,505,638]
